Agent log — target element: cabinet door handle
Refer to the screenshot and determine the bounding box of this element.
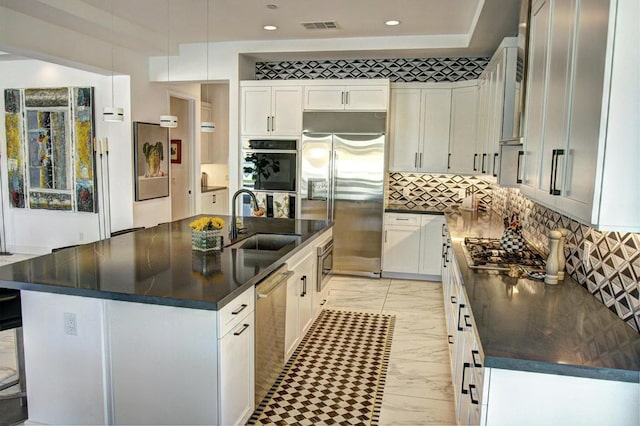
[471,350,482,368]
[516,150,524,184]
[469,383,479,405]
[464,314,472,328]
[447,153,451,170]
[341,91,345,105]
[345,91,349,105]
[212,194,216,204]
[448,335,454,345]
[232,304,248,315]
[550,149,565,196]
[492,153,499,177]
[266,116,270,132]
[233,323,250,336]
[441,223,446,237]
[457,303,466,331]
[451,296,457,304]
[384,230,387,243]
[461,362,470,394]
[419,152,423,168]
[481,153,487,173]
[414,152,418,168]
[473,153,478,171]
[445,249,450,264]
[300,275,307,297]
[271,115,275,132]
[442,243,446,258]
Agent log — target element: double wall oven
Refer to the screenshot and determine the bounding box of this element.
[241,138,298,218]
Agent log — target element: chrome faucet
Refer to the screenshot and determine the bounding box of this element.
[230,189,260,241]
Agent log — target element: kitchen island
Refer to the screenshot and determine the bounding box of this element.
[0,216,332,425]
[386,205,640,425]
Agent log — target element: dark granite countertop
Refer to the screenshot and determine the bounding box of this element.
[0,216,332,311]
[386,204,640,382]
[201,186,227,193]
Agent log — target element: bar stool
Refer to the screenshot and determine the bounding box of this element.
[0,289,27,404]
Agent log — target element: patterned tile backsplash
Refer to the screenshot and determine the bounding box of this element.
[255,57,489,82]
[388,172,640,333]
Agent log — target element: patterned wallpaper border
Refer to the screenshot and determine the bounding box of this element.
[255,57,490,82]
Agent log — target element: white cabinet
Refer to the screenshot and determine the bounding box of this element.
[201,189,228,215]
[389,86,451,172]
[218,303,254,426]
[382,213,445,279]
[285,251,315,361]
[201,102,215,164]
[240,84,302,136]
[303,80,389,111]
[475,38,519,178]
[448,83,479,174]
[521,0,640,231]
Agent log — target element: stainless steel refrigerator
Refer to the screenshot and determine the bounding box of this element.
[300,112,386,277]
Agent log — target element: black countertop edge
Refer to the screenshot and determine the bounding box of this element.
[201,186,227,193]
[384,208,445,216]
[484,356,640,383]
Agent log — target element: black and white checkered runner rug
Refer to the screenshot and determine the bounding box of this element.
[249,309,395,425]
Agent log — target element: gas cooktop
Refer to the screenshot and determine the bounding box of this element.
[462,237,546,271]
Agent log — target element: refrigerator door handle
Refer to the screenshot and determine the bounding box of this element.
[330,150,338,220]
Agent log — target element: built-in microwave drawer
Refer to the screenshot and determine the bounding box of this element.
[385,213,420,226]
[218,287,254,337]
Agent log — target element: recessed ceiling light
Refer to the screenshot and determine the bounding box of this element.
[385,20,401,26]
[264,25,278,31]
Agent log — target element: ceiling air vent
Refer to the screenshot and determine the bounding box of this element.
[301,21,339,30]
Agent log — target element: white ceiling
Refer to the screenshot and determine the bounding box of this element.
[0,0,520,61]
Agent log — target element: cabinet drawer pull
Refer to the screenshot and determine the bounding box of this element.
[469,383,479,404]
[471,350,482,368]
[464,314,472,328]
[442,243,446,258]
[445,250,450,264]
[233,323,250,336]
[447,153,451,170]
[231,304,248,315]
[549,149,565,196]
[396,218,410,221]
[516,150,524,184]
[300,275,307,297]
[481,153,487,174]
[441,223,446,237]
[461,362,470,394]
[473,153,478,171]
[492,153,499,177]
[448,335,454,345]
[451,296,457,304]
[457,303,466,331]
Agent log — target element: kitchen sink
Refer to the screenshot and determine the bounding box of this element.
[227,233,301,251]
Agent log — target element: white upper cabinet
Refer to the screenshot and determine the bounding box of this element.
[389,85,451,172]
[448,83,479,174]
[475,38,520,178]
[521,0,640,231]
[303,79,389,111]
[240,83,302,136]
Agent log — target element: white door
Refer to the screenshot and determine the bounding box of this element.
[389,88,422,171]
[344,85,389,110]
[218,314,254,426]
[420,88,452,172]
[382,224,421,274]
[170,96,193,221]
[240,86,271,135]
[449,85,479,174]
[271,86,302,135]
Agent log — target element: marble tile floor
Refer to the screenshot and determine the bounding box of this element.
[325,275,457,425]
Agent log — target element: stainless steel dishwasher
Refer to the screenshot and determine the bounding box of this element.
[255,266,292,407]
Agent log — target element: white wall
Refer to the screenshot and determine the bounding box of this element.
[0,60,133,253]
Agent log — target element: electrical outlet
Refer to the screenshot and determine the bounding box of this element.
[583,241,593,270]
[402,187,411,198]
[64,312,77,336]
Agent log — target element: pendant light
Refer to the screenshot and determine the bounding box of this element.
[160,0,178,128]
[103,0,124,122]
[200,0,215,133]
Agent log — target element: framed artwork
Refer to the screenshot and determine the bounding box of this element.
[170,139,181,164]
[133,121,169,201]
